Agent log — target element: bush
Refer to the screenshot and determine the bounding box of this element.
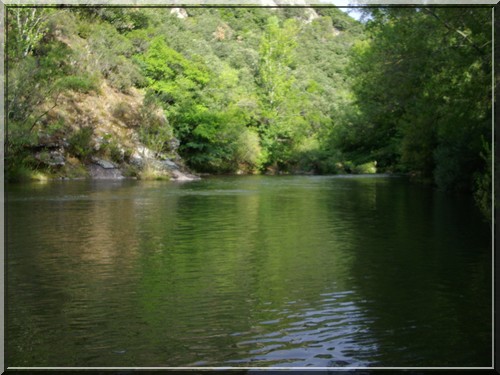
[107,56,145,92]
[60,160,89,179]
[112,101,130,121]
[139,124,173,157]
[86,23,145,92]
[293,147,346,175]
[138,165,170,180]
[95,134,125,163]
[353,161,377,174]
[76,19,94,38]
[6,163,34,183]
[46,9,78,39]
[57,74,100,93]
[109,142,124,163]
[235,127,262,171]
[317,156,345,174]
[68,127,94,161]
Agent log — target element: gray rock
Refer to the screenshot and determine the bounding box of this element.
[49,152,66,166]
[162,159,179,170]
[37,133,66,149]
[130,158,143,168]
[170,7,188,19]
[168,138,180,152]
[35,150,66,166]
[93,136,104,151]
[88,164,124,179]
[92,158,116,169]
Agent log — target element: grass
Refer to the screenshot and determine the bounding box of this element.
[6,165,36,182]
[30,171,50,181]
[138,165,171,180]
[6,164,51,183]
[353,161,377,174]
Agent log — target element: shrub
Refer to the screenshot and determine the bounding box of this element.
[6,163,34,183]
[317,156,345,174]
[138,165,170,180]
[76,19,94,38]
[121,164,139,178]
[107,56,145,92]
[46,9,78,39]
[235,127,262,171]
[112,101,130,121]
[68,127,94,161]
[86,23,145,92]
[60,161,88,179]
[57,74,100,93]
[353,161,377,174]
[109,142,124,163]
[138,96,174,155]
[139,124,173,157]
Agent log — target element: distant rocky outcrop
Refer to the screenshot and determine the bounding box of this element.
[257,0,319,22]
[171,8,188,19]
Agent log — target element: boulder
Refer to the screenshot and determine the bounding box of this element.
[92,158,116,169]
[35,150,66,166]
[170,8,188,19]
[162,159,179,170]
[89,158,124,179]
[37,133,69,149]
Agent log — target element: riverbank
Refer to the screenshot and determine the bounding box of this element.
[6,152,391,183]
[7,152,201,183]
[6,78,203,183]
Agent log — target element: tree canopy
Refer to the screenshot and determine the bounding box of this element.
[5,6,493,218]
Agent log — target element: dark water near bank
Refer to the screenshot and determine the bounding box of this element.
[6,175,491,367]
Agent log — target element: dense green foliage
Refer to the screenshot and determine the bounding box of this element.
[6,6,493,217]
[6,6,363,176]
[331,8,492,218]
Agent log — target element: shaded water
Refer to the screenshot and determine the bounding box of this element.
[6,175,491,367]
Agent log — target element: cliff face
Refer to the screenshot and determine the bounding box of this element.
[35,80,199,181]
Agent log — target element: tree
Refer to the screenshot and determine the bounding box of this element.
[257,16,305,170]
[7,7,53,59]
[342,8,491,178]
[338,7,491,216]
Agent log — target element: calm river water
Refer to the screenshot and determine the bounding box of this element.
[6,175,492,367]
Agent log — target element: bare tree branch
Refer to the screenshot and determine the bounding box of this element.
[29,91,62,133]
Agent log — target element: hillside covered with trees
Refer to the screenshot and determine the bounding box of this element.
[6,6,493,217]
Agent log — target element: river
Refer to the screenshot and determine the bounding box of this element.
[6,175,492,367]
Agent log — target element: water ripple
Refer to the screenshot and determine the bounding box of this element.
[6,176,491,367]
[223,291,379,367]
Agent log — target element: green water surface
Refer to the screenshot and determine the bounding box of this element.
[6,175,492,367]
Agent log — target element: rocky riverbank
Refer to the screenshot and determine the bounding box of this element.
[8,79,200,183]
[25,133,200,182]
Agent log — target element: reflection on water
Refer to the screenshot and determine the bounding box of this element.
[6,176,491,367]
[226,291,378,367]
